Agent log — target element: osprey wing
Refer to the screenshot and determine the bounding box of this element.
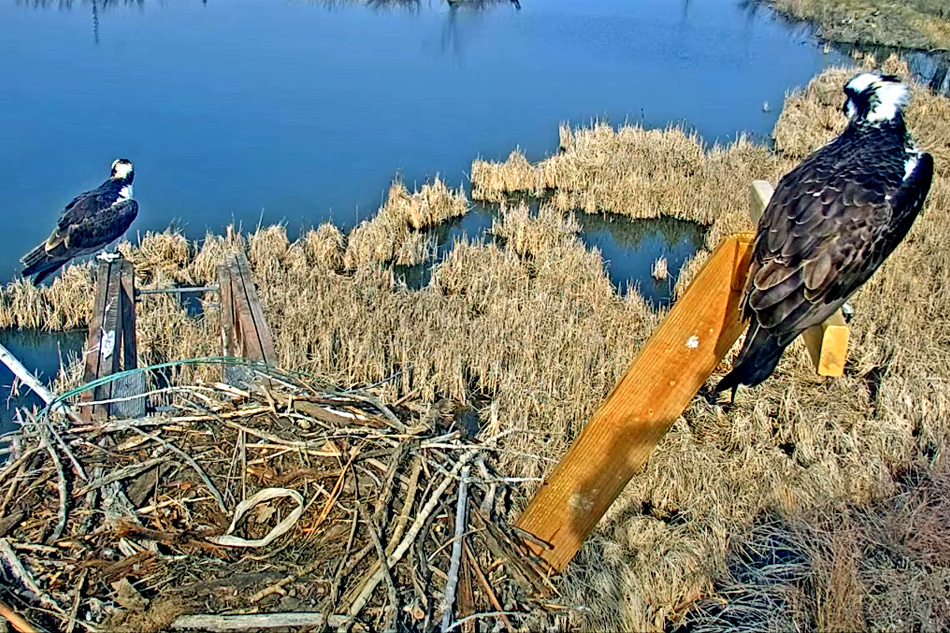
[746,152,933,346]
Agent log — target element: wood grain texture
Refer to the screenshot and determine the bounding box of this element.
[515,235,754,572]
[749,180,849,377]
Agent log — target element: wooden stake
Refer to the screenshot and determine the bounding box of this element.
[749,180,849,377]
[515,234,754,572]
[80,257,145,421]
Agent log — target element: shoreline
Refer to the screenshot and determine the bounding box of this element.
[762,0,950,52]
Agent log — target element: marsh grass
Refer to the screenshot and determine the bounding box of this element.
[2,60,949,631]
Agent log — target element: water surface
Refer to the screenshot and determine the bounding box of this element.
[0,0,841,281]
[0,330,85,431]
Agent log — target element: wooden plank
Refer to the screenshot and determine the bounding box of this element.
[219,254,275,386]
[111,261,146,419]
[749,180,849,377]
[232,253,276,363]
[218,263,236,358]
[80,260,115,422]
[515,234,755,572]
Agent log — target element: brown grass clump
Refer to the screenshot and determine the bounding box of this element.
[301,221,346,272]
[0,264,95,330]
[343,177,469,269]
[471,122,786,234]
[120,230,194,286]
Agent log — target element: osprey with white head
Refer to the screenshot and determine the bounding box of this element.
[843,72,910,124]
[20,158,140,284]
[716,72,933,398]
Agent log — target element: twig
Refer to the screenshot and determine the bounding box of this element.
[343,392,407,433]
[464,542,513,630]
[65,569,87,633]
[128,427,227,514]
[386,456,422,557]
[170,612,355,631]
[322,508,359,621]
[0,598,41,633]
[39,429,68,543]
[73,456,170,498]
[444,611,520,632]
[346,450,477,619]
[440,464,471,632]
[0,539,65,615]
[0,447,40,487]
[475,457,496,518]
[364,508,398,633]
[0,342,81,424]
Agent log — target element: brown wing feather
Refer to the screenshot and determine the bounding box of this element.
[746,170,893,344]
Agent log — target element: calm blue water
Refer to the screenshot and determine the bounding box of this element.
[0,0,840,283]
[0,329,85,430]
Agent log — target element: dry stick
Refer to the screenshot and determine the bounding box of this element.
[344,392,407,433]
[0,539,65,616]
[170,612,354,631]
[73,456,170,498]
[364,509,398,633]
[386,457,423,557]
[474,457,496,518]
[0,343,81,424]
[372,442,409,534]
[39,429,68,543]
[322,508,360,622]
[0,598,40,633]
[440,464,471,632]
[445,612,520,633]
[128,427,227,514]
[347,450,477,619]
[0,447,40,487]
[0,449,39,517]
[64,569,87,633]
[464,543,514,631]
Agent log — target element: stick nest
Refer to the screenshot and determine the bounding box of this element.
[0,369,558,633]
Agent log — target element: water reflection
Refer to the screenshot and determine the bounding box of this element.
[736,0,950,96]
[0,329,85,434]
[575,213,705,306]
[393,205,705,308]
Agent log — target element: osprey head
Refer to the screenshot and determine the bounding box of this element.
[843,72,909,124]
[110,158,134,182]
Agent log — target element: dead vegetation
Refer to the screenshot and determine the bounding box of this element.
[762,0,950,51]
[1,59,949,631]
[0,375,555,632]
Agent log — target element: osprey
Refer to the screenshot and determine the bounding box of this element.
[716,72,934,397]
[21,159,138,285]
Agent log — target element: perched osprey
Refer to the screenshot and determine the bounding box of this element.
[716,72,934,397]
[21,159,138,285]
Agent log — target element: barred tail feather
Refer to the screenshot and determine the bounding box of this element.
[715,323,787,397]
[21,244,67,285]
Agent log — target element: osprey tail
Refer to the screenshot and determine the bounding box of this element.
[21,243,68,286]
[715,323,787,399]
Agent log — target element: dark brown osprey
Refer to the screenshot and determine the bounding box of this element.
[716,72,934,397]
[21,159,138,285]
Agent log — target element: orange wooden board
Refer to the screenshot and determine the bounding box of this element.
[515,234,754,572]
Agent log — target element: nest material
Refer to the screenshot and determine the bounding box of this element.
[0,368,556,633]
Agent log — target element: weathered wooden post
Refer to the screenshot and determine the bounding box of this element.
[217,252,276,386]
[80,256,146,421]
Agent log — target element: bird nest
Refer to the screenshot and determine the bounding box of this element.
[0,366,556,633]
